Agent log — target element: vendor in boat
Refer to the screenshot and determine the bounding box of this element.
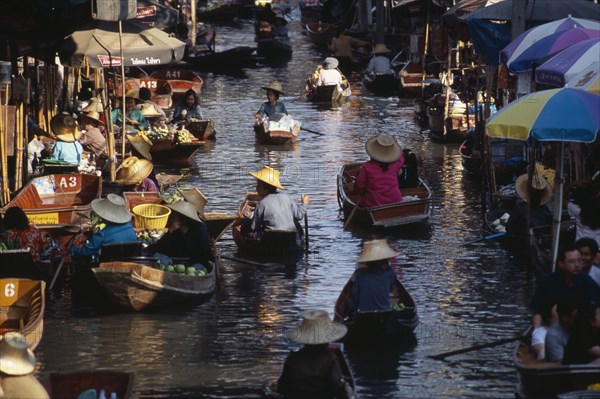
[354,134,405,207]
[345,240,398,315]
[1,207,51,262]
[242,166,309,235]
[328,30,371,74]
[255,81,288,120]
[171,89,203,125]
[0,333,50,399]
[116,156,158,193]
[504,174,553,235]
[70,194,138,259]
[138,87,167,122]
[78,111,107,160]
[48,114,84,165]
[111,90,149,132]
[277,309,352,399]
[272,16,289,39]
[147,200,212,266]
[193,25,215,55]
[316,57,345,88]
[364,44,393,76]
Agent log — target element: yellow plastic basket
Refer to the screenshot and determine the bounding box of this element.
[132,204,171,229]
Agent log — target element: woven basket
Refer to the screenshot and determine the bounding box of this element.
[132,204,171,229]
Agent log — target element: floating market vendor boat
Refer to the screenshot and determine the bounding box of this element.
[0,278,45,350]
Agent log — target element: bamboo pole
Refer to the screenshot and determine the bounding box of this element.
[442,39,452,136]
[15,102,23,191]
[191,0,197,47]
[1,85,9,205]
[119,20,126,163]
[420,0,432,111]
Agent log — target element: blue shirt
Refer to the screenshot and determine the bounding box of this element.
[172,103,203,122]
[70,222,138,258]
[365,55,392,74]
[256,101,288,118]
[345,267,397,313]
[530,269,600,315]
[111,108,149,130]
[251,192,305,232]
[50,141,83,164]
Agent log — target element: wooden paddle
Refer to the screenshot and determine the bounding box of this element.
[48,231,80,290]
[300,127,326,136]
[429,335,526,360]
[221,255,278,267]
[461,231,507,246]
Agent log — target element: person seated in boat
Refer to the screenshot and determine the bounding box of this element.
[70,194,138,259]
[531,306,553,360]
[306,64,324,93]
[545,297,579,362]
[562,303,600,365]
[316,57,345,88]
[328,30,371,74]
[530,244,600,331]
[241,166,309,236]
[193,25,215,55]
[138,87,167,122]
[256,3,276,26]
[345,240,399,315]
[48,114,84,165]
[255,81,288,120]
[111,90,149,132]
[148,200,212,266]
[576,238,600,286]
[399,148,419,189]
[171,89,203,125]
[116,156,158,193]
[504,174,553,236]
[78,111,107,161]
[1,207,51,262]
[277,309,352,399]
[354,134,405,207]
[363,44,393,77]
[0,333,50,399]
[567,182,600,248]
[272,16,289,39]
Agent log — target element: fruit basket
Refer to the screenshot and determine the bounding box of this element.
[132,204,171,229]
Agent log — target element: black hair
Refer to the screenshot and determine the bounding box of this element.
[378,161,390,172]
[557,243,579,262]
[184,89,198,104]
[575,237,599,255]
[556,296,579,317]
[139,87,152,101]
[266,89,280,101]
[257,180,277,194]
[2,207,29,230]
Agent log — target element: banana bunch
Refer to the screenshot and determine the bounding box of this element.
[161,190,185,204]
[143,126,171,142]
[176,128,193,143]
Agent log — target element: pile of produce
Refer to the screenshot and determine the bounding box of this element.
[137,228,167,246]
[154,261,208,277]
[138,126,195,144]
[392,302,406,311]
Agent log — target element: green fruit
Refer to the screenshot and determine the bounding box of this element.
[196,270,206,277]
[175,264,186,274]
[166,265,175,273]
[186,267,197,274]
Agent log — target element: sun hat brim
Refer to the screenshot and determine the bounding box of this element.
[515,174,552,205]
[356,239,400,263]
[91,195,132,224]
[116,157,153,185]
[167,201,204,222]
[365,135,401,163]
[249,169,284,190]
[285,318,347,344]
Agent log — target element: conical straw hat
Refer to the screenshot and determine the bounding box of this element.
[179,188,208,216]
[127,134,153,161]
[140,103,162,118]
[82,110,104,125]
[374,43,392,54]
[365,134,401,163]
[261,81,285,95]
[515,174,552,205]
[0,332,36,375]
[323,57,339,70]
[116,156,154,185]
[285,309,347,344]
[82,97,104,113]
[166,200,204,222]
[91,194,132,224]
[50,114,82,142]
[356,239,399,263]
[249,165,284,190]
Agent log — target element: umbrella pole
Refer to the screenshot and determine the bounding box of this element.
[119,20,126,163]
[550,142,564,271]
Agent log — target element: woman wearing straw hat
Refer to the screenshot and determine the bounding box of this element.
[243,165,309,235]
[277,309,352,399]
[345,240,399,315]
[116,156,158,193]
[79,110,106,159]
[505,174,553,235]
[70,194,138,259]
[255,81,288,119]
[111,89,149,131]
[354,134,405,207]
[364,44,393,76]
[48,114,84,165]
[148,200,212,265]
[0,332,50,399]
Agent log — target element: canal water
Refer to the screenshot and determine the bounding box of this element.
[35,12,536,399]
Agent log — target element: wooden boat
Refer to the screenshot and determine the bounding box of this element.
[183,47,257,72]
[309,84,351,103]
[0,278,45,350]
[197,2,254,21]
[256,37,293,58]
[459,140,482,175]
[0,249,56,281]
[515,329,600,398]
[337,163,432,228]
[0,174,101,225]
[363,73,398,96]
[254,122,299,145]
[187,119,217,140]
[265,343,357,398]
[134,139,203,163]
[92,258,218,311]
[300,5,324,26]
[426,93,470,143]
[138,77,173,109]
[397,61,436,97]
[232,192,305,255]
[333,267,419,342]
[305,21,338,47]
[39,371,135,399]
[149,68,203,103]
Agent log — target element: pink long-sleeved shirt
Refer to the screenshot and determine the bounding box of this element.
[354,156,405,207]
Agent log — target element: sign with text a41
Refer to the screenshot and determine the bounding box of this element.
[92,0,137,21]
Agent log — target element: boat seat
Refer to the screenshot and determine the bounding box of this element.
[99,242,143,262]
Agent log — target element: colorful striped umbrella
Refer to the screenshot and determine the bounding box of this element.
[501,27,600,72]
[535,38,600,86]
[486,88,600,142]
[566,62,600,94]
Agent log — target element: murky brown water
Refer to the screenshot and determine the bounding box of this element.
[35,14,536,399]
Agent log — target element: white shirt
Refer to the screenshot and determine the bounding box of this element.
[317,69,343,86]
[568,202,600,247]
[27,137,45,173]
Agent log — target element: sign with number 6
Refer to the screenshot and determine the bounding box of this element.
[0,280,19,306]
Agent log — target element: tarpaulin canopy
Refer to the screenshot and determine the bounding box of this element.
[59,20,185,68]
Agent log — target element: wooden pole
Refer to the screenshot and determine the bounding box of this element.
[191,0,197,47]
[0,85,9,205]
[420,0,432,110]
[430,335,525,360]
[442,39,453,136]
[15,102,23,191]
[119,20,127,163]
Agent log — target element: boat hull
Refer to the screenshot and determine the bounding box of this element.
[254,123,298,145]
[364,73,397,96]
[0,278,45,350]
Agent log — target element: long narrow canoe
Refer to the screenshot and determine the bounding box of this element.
[0,174,101,225]
[337,163,432,228]
[515,329,600,398]
[0,278,45,349]
[39,371,135,399]
[333,266,418,342]
[92,259,218,311]
[265,342,357,398]
[459,140,482,176]
[254,122,299,145]
[305,22,338,47]
[149,68,203,102]
[308,84,351,103]
[148,140,204,163]
[363,73,397,96]
[232,192,304,255]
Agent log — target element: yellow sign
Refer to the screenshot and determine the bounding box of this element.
[0,279,19,306]
[27,212,60,225]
